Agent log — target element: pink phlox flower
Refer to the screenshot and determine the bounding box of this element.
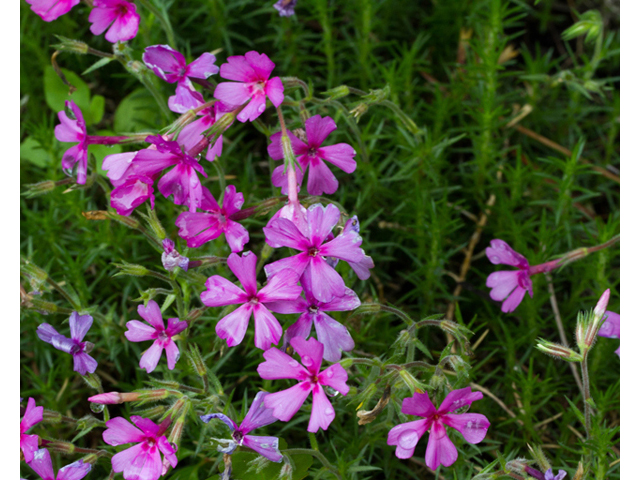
[26,0,79,22]
[144,45,219,113]
[268,115,357,196]
[161,239,189,272]
[177,102,234,161]
[103,416,177,480]
[36,312,98,375]
[387,387,490,470]
[266,274,359,362]
[266,200,309,238]
[124,300,188,373]
[263,203,371,303]
[273,0,297,16]
[89,0,140,43]
[258,337,350,432]
[20,397,44,463]
[597,310,620,357]
[175,185,249,252]
[200,391,283,462]
[55,100,89,185]
[485,239,533,313]
[201,251,302,350]
[28,448,91,480]
[214,51,284,123]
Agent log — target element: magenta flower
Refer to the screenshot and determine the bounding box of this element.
[273,0,297,16]
[258,337,349,432]
[201,251,302,350]
[144,45,219,112]
[268,115,357,196]
[200,391,283,462]
[103,416,177,480]
[598,311,620,356]
[25,0,79,22]
[387,387,490,470]
[28,448,91,480]
[264,203,372,303]
[20,397,43,463]
[176,185,249,252]
[37,312,98,375]
[161,239,189,272]
[266,274,359,362]
[177,102,234,161]
[125,300,188,373]
[214,51,284,123]
[485,239,534,313]
[89,0,140,43]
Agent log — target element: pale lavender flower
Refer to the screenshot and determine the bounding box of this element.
[161,239,189,272]
[598,311,620,357]
[273,0,297,17]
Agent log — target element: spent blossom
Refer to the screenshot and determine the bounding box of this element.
[215,51,284,123]
[161,239,189,272]
[268,115,357,196]
[89,0,140,43]
[20,397,43,463]
[26,0,79,22]
[36,312,98,375]
[27,448,91,480]
[124,300,188,373]
[258,337,350,432]
[273,0,298,16]
[201,251,302,349]
[200,391,283,462]
[103,416,177,480]
[387,387,490,470]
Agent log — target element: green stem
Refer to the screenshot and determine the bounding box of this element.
[379,304,414,326]
[169,279,186,320]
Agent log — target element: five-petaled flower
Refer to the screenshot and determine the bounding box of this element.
[26,0,80,22]
[200,391,283,462]
[258,337,350,432]
[387,387,490,470]
[89,0,140,43]
[37,312,98,375]
[27,448,91,480]
[125,300,188,373]
[103,416,177,480]
[20,397,44,463]
[214,51,284,123]
[268,115,357,196]
[485,239,533,313]
[201,251,302,350]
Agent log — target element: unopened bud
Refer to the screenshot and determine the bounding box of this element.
[23,180,57,197]
[429,373,447,390]
[527,444,551,472]
[82,373,103,391]
[88,392,139,405]
[27,297,59,314]
[363,84,391,104]
[352,303,381,316]
[278,462,294,480]
[127,60,146,74]
[43,440,75,454]
[322,85,350,100]
[562,10,602,44]
[397,370,423,392]
[42,410,63,424]
[188,345,207,377]
[186,307,206,323]
[535,339,582,362]
[113,262,150,277]
[52,35,89,55]
[594,289,610,322]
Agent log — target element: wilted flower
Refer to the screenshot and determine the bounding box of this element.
[89,0,140,43]
[27,448,91,480]
[161,239,189,272]
[20,397,43,463]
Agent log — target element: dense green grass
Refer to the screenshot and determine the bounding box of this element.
[21,1,619,479]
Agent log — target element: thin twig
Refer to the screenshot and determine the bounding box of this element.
[470,382,524,426]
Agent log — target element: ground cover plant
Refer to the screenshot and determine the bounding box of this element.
[20,1,620,479]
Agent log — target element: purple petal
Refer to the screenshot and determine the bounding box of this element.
[113,443,163,480]
[264,253,309,281]
[20,435,39,463]
[319,231,365,263]
[307,203,340,246]
[69,312,93,342]
[320,287,361,312]
[200,413,238,432]
[307,159,339,195]
[26,0,80,22]
[130,416,161,436]
[438,387,483,414]
[501,286,527,313]
[176,212,223,249]
[143,45,185,83]
[486,239,529,268]
[387,419,429,459]
[51,335,76,354]
[57,460,92,480]
[314,313,355,362]
[265,296,308,315]
[166,317,188,336]
[291,336,324,375]
[259,269,303,303]
[201,275,248,307]
[29,448,55,480]
[104,152,137,182]
[318,363,349,395]
[227,251,258,296]
[110,176,154,216]
[347,254,374,280]
[303,257,346,304]
[267,130,309,160]
[252,305,283,350]
[214,82,251,107]
[240,391,279,433]
[305,115,336,147]
[425,422,458,469]
[104,5,139,43]
[224,220,250,253]
[263,218,309,250]
[73,352,98,375]
[245,51,276,79]
[137,300,165,330]
[157,436,178,467]
[486,270,519,301]
[186,52,219,79]
[125,320,158,342]
[264,382,312,422]
[22,398,44,432]
[318,143,357,173]
[215,304,253,347]
[168,84,205,114]
[177,115,214,152]
[441,413,490,444]
[157,164,204,212]
[36,323,60,344]
[598,311,620,338]
[242,435,283,462]
[282,313,314,347]
[164,340,180,370]
[308,384,335,432]
[55,108,85,143]
[265,77,284,108]
[401,391,437,418]
[271,162,305,196]
[222,185,244,214]
[258,347,309,381]
[103,417,145,445]
[61,143,89,184]
[237,94,266,123]
[220,55,259,82]
[139,341,164,373]
[88,3,117,36]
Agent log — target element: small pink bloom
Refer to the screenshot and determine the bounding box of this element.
[258,337,349,432]
[89,0,140,43]
[176,185,249,252]
[25,0,80,22]
[214,51,284,122]
[387,388,490,470]
[485,239,533,313]
[20,397,43,463]
[124,300,188,373]
[201,251,302,349]
[28,448,91,480]
[268,115,357,196]
[597,310,620,357]
[103,416,177,480]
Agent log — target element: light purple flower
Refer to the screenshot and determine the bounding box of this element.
[25,0,79,22]
[258,337,349,432]
[266,274,359,362]
[544,469,567,480]
[124,300,188,373]
[161,239,189,272]
[273,0,297,17]
[20,397,43,463]
[268,115,357,196]
[89,0,140,43]
[37,312,98,375]
[28,448,91,480]
[200,391,283,462]
[177,102,233,161]
[201,251,302,350]
[103,416,177,480]
[263,203,371,303]
[176,185,249,252]
[214,51,284,123]
[597,310,620,357]
[387,387,490,470]
[485,239,533,313]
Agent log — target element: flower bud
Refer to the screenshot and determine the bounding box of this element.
[187,345,207,377]
[322,85,350,100]
[535,339,582,362]
[42,440,75,454]
[562,10,602,44]
[27,296,60,314]
[278,462,294,480]
[23,180,57,198]
[43,410,63,424]
[113,262,150,277]
[82,373,103,391]
[52,35,89,55]
[352,303,381,316]
[88,392,140,405]
[397,370,424,392]
[594,289,610,322]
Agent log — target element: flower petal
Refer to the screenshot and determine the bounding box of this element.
[441,413,490,444]
[258,269,303,303]
[36,323,60,344]
[252,304,283,350]
[137,300,165,330]
[501,286,527,313]
[257,347,309,381]
[164,340,180,370]
[387,419,429,459]
[227,251,258,296]
[240,391,279,433]
[57,459,92,480]
[438,387,483,414]
[485,239,529,268]
[139,340,164,373]
[318,143,357,173]
[264,382,312,422]
[201,275,248,307]
[307,159,339,195]
[103,417,145,446]
[215,304,253,347]
[186,52,219,79]
[308,384,335,432]
[73,352,98,375]
[29,448,55,480]
[314,313,355,362]
[125,320,157,342]
[401,391,437,418]
[303,257,346,304]
[291,336,324,375]
[425,422,458,469]
[318,363,349,395]
[200,413,237,432]
[242,435,283,462]
[69,312,93,342]
[486,271,519,301]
